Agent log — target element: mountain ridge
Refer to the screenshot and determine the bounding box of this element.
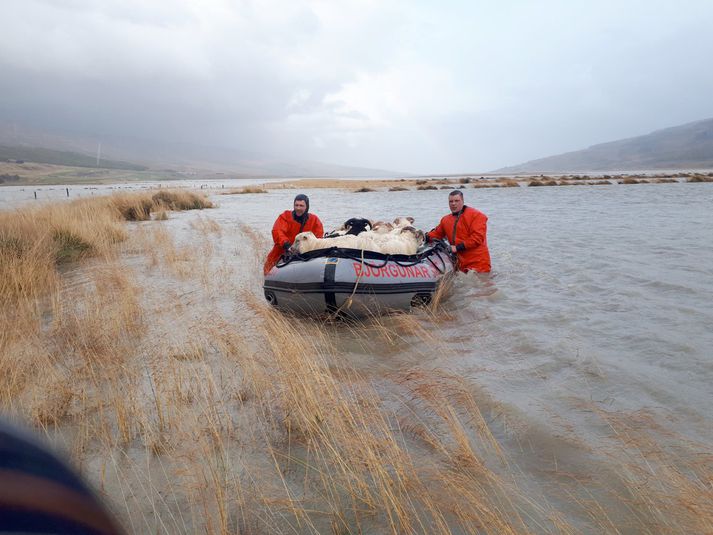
[495,118,713,174]
[0,122,408,178]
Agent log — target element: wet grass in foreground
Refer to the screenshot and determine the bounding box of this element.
[1,193,711,534]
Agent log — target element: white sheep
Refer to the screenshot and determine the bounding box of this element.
[290,232,362,254]
[292,217,425,256]
[371,221,394,234]
[327,218,373,237]
[393,216,415,228]
[355,226,424,255]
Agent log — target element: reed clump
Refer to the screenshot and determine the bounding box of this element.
[223,186,268,194]
[112,193,155,221]
[0,191,212,306]
[1,202,121,307]
[243,308,538,534]
[528,179,558,187]
[687,174,713,183]
[152,190,214,210]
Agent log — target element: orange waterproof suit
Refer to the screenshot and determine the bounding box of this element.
[427,206,491,273]
[263,211,324,274]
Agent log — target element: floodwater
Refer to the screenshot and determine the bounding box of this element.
[211,182,713,528]
[4,180,713,531]
[0,177,283,209]
[214,183,713,443]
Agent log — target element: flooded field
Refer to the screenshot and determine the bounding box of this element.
[2,182,712,533]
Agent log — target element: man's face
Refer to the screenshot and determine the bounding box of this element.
[448,194,464,213]
[294,200,307,216]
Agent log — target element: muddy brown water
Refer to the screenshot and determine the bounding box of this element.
[4,181,712,532]
[211,183,713,443]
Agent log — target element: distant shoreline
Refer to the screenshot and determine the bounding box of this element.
[261,172,713,191]
[2,158,713,189]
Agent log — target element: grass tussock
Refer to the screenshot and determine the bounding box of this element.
[528,179,558,187]
[687,174,713,183]
[354,187,376,192]
[152,190,214,210]
[1,199,124,307]
[1,190,212,330]
[112,193,155,221]
[223,186,268,194]
[389,186,409,191]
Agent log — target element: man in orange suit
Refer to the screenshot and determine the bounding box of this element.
[263,193,324,274]
[426,190,491,273]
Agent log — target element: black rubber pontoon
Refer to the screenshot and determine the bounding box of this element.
[263,241,455,317]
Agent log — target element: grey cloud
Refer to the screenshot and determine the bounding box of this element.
[1,1,713,174]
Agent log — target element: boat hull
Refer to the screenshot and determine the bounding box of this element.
[263,244,455,317]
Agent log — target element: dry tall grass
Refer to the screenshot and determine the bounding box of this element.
[222,186,268,194]
[2,191,711,534]
[0,190,211,301]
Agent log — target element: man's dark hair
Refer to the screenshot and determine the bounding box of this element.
[449,190,463,198]
[294,193,309,211]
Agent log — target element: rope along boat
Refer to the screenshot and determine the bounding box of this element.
[263,241,455,317]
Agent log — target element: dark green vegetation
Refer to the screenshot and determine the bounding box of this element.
[0,173,21,183]
[1,145,147,171]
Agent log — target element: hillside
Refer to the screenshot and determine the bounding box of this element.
[497,118,713,173]
[0,145,147,171]
[0,123,406,178]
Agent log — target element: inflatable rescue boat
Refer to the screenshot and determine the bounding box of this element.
[263,241,455,317]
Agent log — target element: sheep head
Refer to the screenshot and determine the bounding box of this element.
[399,226,425,246]
[372,221,394,233]
[393,216,415,227]
[290,231,316,254]
[343,217,373,235]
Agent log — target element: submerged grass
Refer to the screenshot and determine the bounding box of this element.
[0,190,211,307]
[220,185,268,195]
[2,191,712,534]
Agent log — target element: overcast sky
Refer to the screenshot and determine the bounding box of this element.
[1,0,713,174]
